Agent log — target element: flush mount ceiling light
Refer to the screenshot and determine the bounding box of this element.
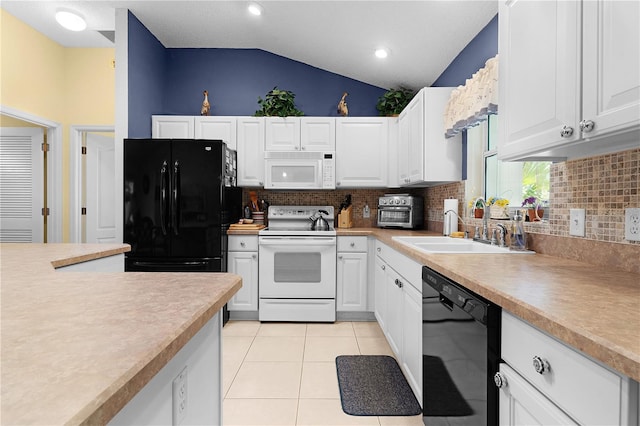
[375,48,389,59]
[55,10,87,31]
[248,3,263,16]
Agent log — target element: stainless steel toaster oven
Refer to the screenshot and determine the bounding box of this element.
[377,194,423,229]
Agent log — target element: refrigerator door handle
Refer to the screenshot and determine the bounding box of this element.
[160,161,169,236]
[172,160,180,235]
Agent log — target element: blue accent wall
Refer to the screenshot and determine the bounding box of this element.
[431,14,498,180]
[432,15,498,88]
[127,13,386,138]
[163,49,386,118]
[127,12,166,138]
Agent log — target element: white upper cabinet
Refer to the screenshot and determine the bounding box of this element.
[300,117,336,151]
[194,116,237,150]
[335,117,389,188]
[397,88,462,186]
[151,116,195,138]
[265,117,335,151]
[498,0,640,161]
[237,117,265,187]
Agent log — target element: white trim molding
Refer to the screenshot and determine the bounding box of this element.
[0,105,63,242]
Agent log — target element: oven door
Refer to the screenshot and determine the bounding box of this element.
[259,236,336,298]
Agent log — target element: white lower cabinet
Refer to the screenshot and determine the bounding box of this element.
[374,240,422,405]
[227,236,258,312]
[336,236,368,312]
[499,311,638,426]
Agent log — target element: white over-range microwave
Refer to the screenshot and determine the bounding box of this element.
[264,151,335,190]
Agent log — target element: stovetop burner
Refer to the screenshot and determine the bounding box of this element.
[259,205,336,237]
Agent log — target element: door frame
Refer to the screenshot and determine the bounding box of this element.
[0,105,63,242]
[70,125,115,243]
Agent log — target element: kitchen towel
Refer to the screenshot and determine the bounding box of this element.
[443,199,459,235]
[336,355,422,416]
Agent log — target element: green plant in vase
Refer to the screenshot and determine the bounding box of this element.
[254,87,304,117]
[376,87,414,116]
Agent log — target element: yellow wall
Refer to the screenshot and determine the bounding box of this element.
[0,9,115,241]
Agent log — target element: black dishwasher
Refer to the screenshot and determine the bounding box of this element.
[422,266,500,426]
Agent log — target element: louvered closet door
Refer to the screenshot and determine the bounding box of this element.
[0,128,44,242]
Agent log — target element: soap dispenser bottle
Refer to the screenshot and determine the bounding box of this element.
[510,209,527,251]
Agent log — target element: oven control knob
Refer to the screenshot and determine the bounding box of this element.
[532,356,550,375]
[277,209,284,215]
[401,199,406,204]
[494,372,507,388]
[380,200,386,205]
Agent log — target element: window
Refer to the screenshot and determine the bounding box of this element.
[466,115,550,214]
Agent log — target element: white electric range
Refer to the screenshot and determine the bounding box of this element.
[258,206,337,322]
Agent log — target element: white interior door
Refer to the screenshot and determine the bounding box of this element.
[0,127,44,242]
[85,132,116,243]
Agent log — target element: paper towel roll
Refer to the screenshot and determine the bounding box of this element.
[443,199,459,235]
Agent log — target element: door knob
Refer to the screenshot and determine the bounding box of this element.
[579,119,595,133]
[532,356,550,374]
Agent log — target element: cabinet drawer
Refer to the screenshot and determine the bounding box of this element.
[337,236,367,252]
[374,240,421,290]
[228,236,258,251]
[502,311,635,426]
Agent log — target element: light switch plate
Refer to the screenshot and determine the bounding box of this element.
[625,208,640,241]
[569,209,585,237]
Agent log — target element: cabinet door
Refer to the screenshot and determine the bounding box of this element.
[406,91,425,184]
[498,363,578,426]
[237,117,265,187]
[227,251,258,311]
[151,116,195,139]
[335,118,388,187]
[401,281,422,404]
[582,0,640,139]
[336,252,367,312]
[385,267,403,359]
[265,117,301,151]
[194,117,237,150]
[498,0,581,160]
[300,117,335,151]
[374,256,387,331]
[397,110,410,185]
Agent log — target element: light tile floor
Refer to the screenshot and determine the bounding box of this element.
[222,321,424,426]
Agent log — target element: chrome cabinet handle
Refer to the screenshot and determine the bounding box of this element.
[381,265,385,270]
[532,356,550,374]
[258,181,263,186]
[377,247,381,252]
[338,255,343,260]
[560,125,574,138]
[394,278,403,288]
[240,241,246,247]
[350,242,355,247]
[301,146,305,150]
[494,372,507,388]
[252,254,257,259]
[580,119,595,133]
[336,182,341,186]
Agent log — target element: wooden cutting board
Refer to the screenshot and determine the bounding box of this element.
[229,223,266,230]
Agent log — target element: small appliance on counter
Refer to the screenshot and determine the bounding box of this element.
[377,194,424,229]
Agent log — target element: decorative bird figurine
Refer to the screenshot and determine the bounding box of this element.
[337,92,349,116]
[201,90,210,116]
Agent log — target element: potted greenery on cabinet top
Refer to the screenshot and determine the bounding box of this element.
[254,87,304,117]
[376,87,414,116]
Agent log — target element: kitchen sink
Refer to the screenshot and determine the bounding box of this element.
[392,236,534,254]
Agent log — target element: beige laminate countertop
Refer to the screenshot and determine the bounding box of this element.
[0,243,242,425]
[229,227,640,381]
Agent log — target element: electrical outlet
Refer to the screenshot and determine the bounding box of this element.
[172,366,188,425]
[625,208,640,242]
[363,204,370,219]
[569,208,586,237]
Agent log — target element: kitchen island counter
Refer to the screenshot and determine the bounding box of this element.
[335,228,640,382]
[0,243,241,425]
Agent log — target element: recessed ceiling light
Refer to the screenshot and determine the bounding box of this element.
[248,3,263,16]
[55,10,87,32]
[375,48,389,59]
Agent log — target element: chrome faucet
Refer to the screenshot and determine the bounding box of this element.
[473,197,489,241]
[495,223,508,247]
[443,209,468,238]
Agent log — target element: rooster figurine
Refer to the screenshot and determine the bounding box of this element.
[201,90,210,116]
[337,92,348,116]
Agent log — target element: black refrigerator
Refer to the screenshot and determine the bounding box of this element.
[124,139,242,277]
